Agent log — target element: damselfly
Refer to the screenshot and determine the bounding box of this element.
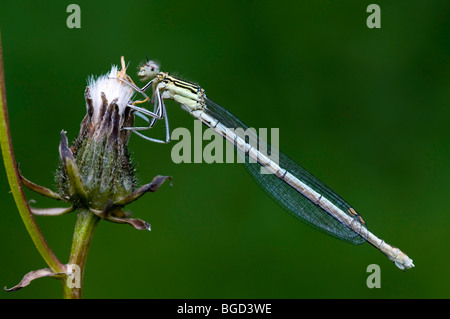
[119,59,414,270]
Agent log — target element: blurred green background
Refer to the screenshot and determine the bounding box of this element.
[0,0,448,299]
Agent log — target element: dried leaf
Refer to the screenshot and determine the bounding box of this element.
[107,215,151,231]
[114,175,172,206]
[4,268,62,292]
[31,206,75,216]
[19,170,62,200]
[90,207,151,231]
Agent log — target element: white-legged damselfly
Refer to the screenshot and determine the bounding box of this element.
[119,59,414,270]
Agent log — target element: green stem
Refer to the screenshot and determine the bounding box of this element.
[0,32,65,274]
[62,209,100,299]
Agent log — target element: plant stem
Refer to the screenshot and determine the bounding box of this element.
[0,32,65,274]
[62,208,100,299]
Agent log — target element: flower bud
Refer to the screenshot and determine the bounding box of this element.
[57,66,137,210]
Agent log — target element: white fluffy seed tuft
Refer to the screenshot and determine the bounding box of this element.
[87,66,135,125]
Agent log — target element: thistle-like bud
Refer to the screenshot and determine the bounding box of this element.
[21,58,171,230]
[7,58,171,295]
[57,65,137,210]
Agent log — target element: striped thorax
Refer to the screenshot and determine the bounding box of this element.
[154,73,205,111]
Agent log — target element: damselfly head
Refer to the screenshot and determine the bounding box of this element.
[138,59,160,81]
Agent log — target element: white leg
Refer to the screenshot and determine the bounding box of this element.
[130,103,170,143]
[116,77,171,143]
[123,84,166,130]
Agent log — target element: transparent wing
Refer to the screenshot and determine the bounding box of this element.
[204,97,366,245]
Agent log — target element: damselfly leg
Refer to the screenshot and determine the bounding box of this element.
[113,75,171,144]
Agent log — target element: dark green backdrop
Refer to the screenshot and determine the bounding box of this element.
[0,0,448,298]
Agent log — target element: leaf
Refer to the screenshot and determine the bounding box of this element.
[31,206,75,216]
[90,207,151,231]
[114,175,172,206]
[19,170,62,200]
[4,268,63,292]
[107,215,151,231]
[59,130,88,200]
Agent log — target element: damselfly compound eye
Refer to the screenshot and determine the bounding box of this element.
[138,60,160,81]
